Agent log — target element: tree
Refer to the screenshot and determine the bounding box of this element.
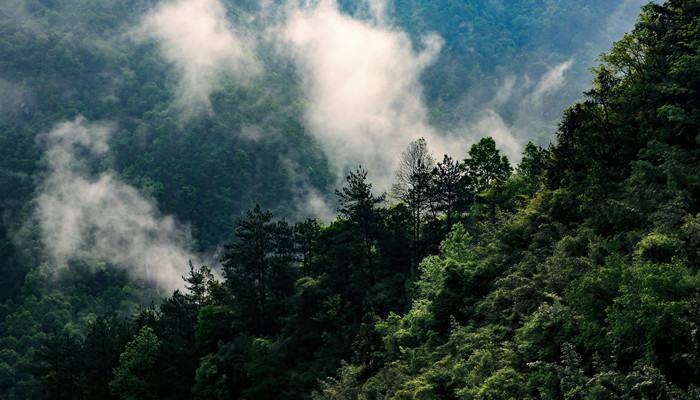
[517,142,548,184]
[294,218,322,277]
[32,329,85,400]
[430,154,472,229]
[336,166,386,285]
[392,138,436,244]
[267,219,297,307]
[83,316,133,400]
[192,354,229,400]
[222,205,275,332]
[463,137,511,193]
[221,205,297,334]
[183,262,215,307]
[155,291,203,398]
[109,326,161,400]
[194,305,233,353]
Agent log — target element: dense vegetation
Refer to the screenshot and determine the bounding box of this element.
[2,0,699,399]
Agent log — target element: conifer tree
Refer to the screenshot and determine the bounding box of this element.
[336,166,386,285]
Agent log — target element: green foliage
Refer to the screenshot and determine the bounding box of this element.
[32,329,84,400]
[194,305,233,352]
[430,154,472,229]
[635,232,679,262]
[221,204,297,335]
[192,354,229,400]
[109,326,162,400]
[312,361,364,400]
[516,142,549,196]
[307,3,700,399]
[607,259,697,365]
[392,138,435,246]
[473,366,529,400]
[464,137,512,194]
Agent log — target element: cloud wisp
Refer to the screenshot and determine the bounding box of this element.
[463,59,576,163]
[137,0,261,114]
[531,59,573,103]
[35,117,196,291]
[279,0,455,190]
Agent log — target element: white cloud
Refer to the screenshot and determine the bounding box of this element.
[531,59,573,102]
[279,0,453,190]
[138,0,261,113]
[469,110,523,163]
[489,75,518,108]
[35,117,196,291]
[297,186,336,223]
[459,60,574,164]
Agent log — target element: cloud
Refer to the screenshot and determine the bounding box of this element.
[297,186,336,223]
[35,117,196,291]
[470,110,523,162]
[445,59,573,165]
[445,2,655,156]
[531,59,573,102]
[137,0,261,113]
[279,0,455,190]
[489,76,519,108]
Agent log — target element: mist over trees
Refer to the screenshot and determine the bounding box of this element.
[2,0,699,399]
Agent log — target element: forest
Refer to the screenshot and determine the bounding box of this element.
[1,0,699,399]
